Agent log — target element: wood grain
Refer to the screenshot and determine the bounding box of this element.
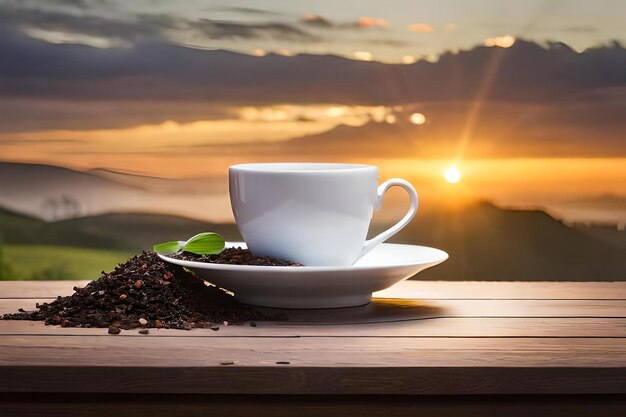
[2,394,626,417]
[0,281,90,298]
[1,365,625,395]
[377,281,626,300]
[5,298,626,322]
[1,281,625,400]
[2,317,626,337]
[2,280,625,299]
[1,336,625,367]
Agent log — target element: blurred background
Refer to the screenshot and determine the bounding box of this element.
[0,0,624,280]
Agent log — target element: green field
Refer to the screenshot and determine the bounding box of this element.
[0,244,132,280]
[1,206,625,281]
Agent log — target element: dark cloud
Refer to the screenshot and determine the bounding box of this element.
[2,0,84,6]
[300,14,388,30]
[32,0,89,7]
[0,2,315,44]
[211,6,282,16]
[366,38,409,47]
[2,0,116,12]
[0,6,171,43]
[1,31,624,104]
[0,97,234,133]
[45,0,94,7]
[190,19,316,41]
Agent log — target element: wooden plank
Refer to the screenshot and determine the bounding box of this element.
[2,317,626,337]
[376,281,626,300]
[4,298,626,320]
[0,281,90,298]
[0,363,625,395]
[2,280,626,300]
[1,336,625,368]
[2,394,626,417]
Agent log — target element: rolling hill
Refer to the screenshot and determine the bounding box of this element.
[54,212,241,251]
[0,162,231,222]
[385,202,626,281]
[1,203,624,281]
[0,207,239,251]
[0,207,122,249]
[0,208,240,280]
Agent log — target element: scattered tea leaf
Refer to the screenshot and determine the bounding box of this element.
[182,232,225,255]
[153,241,181,254]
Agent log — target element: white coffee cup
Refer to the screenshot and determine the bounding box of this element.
[229,163,418,266]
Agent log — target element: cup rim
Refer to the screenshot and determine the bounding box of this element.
[229,163,376,173]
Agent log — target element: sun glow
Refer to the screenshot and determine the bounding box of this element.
[484,35,516,48]
[443,166,462,184]
[401,55,416,64]
[410,112,426,125]
[353,51,373,61]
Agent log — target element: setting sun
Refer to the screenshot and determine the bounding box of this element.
[444,166,462,184]
[410,112,426,125]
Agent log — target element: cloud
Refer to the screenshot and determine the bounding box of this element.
[1,28,625,159]
[301,14,388,29]
[408,23,434,33]
[2,0,119,14]
[0,97,235,133]
[366,38,409,47]
[2,31,624,104]
[301,13,333,27]
[3,0,90,8]
[484,35,516,48]
[211,6,282,16]
[38,0,90,7]
[0,2,315,45]
[187,99,626,159]
[0,6,171,43]
[354,17,388,28]
[190,19,315,41]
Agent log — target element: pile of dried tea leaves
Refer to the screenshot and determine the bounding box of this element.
[172,247,304,266]
[2,251,278,332]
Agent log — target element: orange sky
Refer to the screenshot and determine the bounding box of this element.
[2,105,625,212]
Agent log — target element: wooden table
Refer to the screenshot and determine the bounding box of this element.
[1,280,625,416]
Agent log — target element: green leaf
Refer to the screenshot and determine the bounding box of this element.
[182,232,225,255]
[153,241,182,254]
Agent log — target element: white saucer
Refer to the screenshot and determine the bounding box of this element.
[158,242,448,309]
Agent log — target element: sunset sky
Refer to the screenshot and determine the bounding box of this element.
[0,0,625,223]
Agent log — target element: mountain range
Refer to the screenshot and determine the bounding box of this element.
[1,201,624,281]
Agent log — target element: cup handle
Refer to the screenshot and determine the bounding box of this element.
[355,178,419,263]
